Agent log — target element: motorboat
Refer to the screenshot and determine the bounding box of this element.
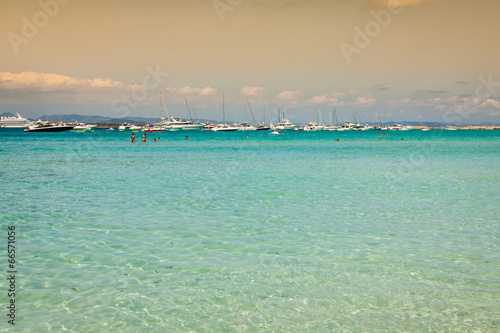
[389,124,413,131]
[304,121,324,131]
[142,123,169,132]
[276,118,296,130]
[233,122,257,131]
[119,122,132,131]
[72,123,95,132]
[24,120,74,132]
[202,123,216,130]
[255,124,270,130]
[211,124,238,131]
[165,117,205,131]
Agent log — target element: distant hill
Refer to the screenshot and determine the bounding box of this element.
[0,112,16,118]
[26,114,217,125]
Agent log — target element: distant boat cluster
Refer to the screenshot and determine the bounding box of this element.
[0,107,492,133]
[0,113,96,132]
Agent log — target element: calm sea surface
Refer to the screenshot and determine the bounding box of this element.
[1,128,499,332]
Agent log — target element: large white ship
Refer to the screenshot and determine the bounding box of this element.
[0,113,31,128]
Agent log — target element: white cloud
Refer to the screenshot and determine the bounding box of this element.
[387,95,500,117]
[306,91,349,106]
[200,87,218,96]
[350,96,376,107]
[0,71,126,91]
[277,90,301,100]
[240,86,269,96]
[168,86,218,96]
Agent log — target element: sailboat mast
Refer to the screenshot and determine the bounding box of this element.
[222,93,225,124]
[159,91,163,128]
[246,96,257,125]
[160,92,171,119]
[244,96,248,124]
[263,98,266,125]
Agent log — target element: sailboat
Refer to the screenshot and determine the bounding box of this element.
[142,92,169,132]
[234,96,257,131]
[255,98,271,130]
[212,94,238,131]
[324,109,341,131]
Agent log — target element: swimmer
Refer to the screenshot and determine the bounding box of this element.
[130,133,135,143]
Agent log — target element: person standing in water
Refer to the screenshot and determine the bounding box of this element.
[142,133,146,142]
[131,133,135,143]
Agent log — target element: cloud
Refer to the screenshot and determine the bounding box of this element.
[0,71,127,91]
[387,95,500,117]
[164,86,218,97]
[200,87,218,96]
[277,90,301,100]
[305,90,360,106]
[0,71,139,105]
[168,86,218,96]
[350,96,376,107]
[240,86,269,96]
[0,71,218,108]
[306,93,344,106]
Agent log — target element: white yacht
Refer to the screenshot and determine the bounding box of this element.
[72,123,96,132]
[389,124,413,131]
[305,121,324,131]
[233,122,257,131]
[119,122,132,131]
[119,122,142,131]
[164,117,205,131]
[212,124,238,131]
[0,113,31,128]
[276,118,296,130]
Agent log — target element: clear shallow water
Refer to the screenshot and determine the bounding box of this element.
[1,128,500,332]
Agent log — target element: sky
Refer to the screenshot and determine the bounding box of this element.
[1,0,499,124]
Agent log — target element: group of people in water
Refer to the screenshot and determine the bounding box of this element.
[131,132,402,143]
[130,132,189,143]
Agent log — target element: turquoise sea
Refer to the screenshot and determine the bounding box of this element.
[1,128,500,332]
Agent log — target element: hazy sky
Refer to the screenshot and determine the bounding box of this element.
[1,0,499,124]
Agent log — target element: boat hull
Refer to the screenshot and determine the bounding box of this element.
[25,126,74,132]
